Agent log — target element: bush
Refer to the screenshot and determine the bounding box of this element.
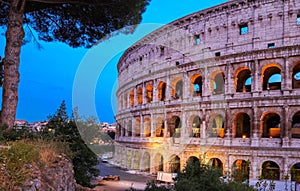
[0,141,39,190]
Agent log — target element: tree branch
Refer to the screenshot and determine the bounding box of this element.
[0,0,10,6]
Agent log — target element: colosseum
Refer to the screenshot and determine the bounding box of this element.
[114,0,300,185]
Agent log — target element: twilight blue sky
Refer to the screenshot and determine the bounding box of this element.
[0,0,226,123]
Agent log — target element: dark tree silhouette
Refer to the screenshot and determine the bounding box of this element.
[0,0,150,128]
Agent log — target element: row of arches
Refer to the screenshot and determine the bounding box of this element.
[123,63,300,108]
[118,110,300,139]
[136,153,300,182]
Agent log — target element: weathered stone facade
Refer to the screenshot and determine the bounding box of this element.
[115,0,300,182]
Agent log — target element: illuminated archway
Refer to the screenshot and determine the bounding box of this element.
[192,116,201,137]
[137,87,143,105]
[235,68,252,92]
[155,117,164,137]
[208,158,223,172]
[261,161,280,180]
[169,155,180,173]
[261,112,281,138]
[135,118,140,137]
[233,113,251,138]
[142,152,150,172]
[232,160,250,182]
[146,84,153,103]
[144,118,151,137]
[292,63,300,89]
[210,114,224,138]
[158,81,166,101]
[191,74,202,96]
[262,64,281,90]
[211,71,225,95]
[154,153,164,173]
[130,89,134,106]
[292,111,300,138]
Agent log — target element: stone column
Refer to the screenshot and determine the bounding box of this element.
[140,115,144,138]
[166,74,171,101]
[153,80,158,103]
[283,57,292,92]
[183,72,189,100]
[251,106,260,147]
[181,110,187,138]
[151,113,155,137]
[252,59,260,94]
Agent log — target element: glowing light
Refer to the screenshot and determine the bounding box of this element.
[242,135,246,139]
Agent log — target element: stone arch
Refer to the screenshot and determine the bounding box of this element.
[232,159,250,182]
[133,151,141,170]
[135,118,140,137]
[292,111,300,138]
[209,114,224,138]
[169,155,180,173]
[144,117,151,137]
[291,162,300,183]
[130,89,134,106]
[127,150,133,169]
[171,77,183,99]
[232,112,251,138]
[168,116,181,137]
[187,156,200,166]
[292,61,300,89]
[141,152,150,172]
[234,67,252,92]
[210,70,225,95]
[260,111,281,138]
[208,158,223,172]
[154,153,164,173]
[261,63,282,90]
[191,115,201,137]
[146,83,153,103]
[158,81,166,101]
[190,74,203,96]
[261,161,280,180]
[155,116,164,137]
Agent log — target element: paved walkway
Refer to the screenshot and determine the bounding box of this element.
[94,161,156,191]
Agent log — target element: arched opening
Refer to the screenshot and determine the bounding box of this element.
[169,155,180,173]
[292,63,300,89]
[192,116,201,137]
[130,89,134,106]
[291,163,300,183]
[233,113,251,138]
[211,72,225,95]
[187,156,200,166]
[146,84,153,103]
[191,74,202,96]
[236,69,252,92]
[168,116,181,137]
[292,111,300,138]
[158,81,166,101]
[142,152,150,172]
[173,79,183,99]
[135,118,140,137]
[127,120,132,137]
[232,160,250,182]
[261,161,280,180]
[262,112,281,138]
[137,87,143,105]
[208,158,223,172]
[144,118,151,137]
[156,117,164,137]
[154,153,164,173]
[133,151,140,170]
[210,114,224,138]
[262,66,281,90]
[127,150,132,169]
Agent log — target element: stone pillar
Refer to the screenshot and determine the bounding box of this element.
[140,115,144,138]
[153,80,158,103]
[181,110,187,138]
[142,82,146,105]
[283,106,291,147]
[183,72,189,99]
[166,74,171,101]
[151,113,155,137]
[283,57,292,91]
[225,62,233,95]
[203,67,210,97]
[164,112,168,138]
[252,59,260,94]
[251,106,260,147]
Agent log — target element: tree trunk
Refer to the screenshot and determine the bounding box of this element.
[0,0,26,128]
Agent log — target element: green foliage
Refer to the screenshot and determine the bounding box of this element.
[45,100,99,188]
[0,0,151,48]
[173,159,256,191]
[0,142,39,190]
